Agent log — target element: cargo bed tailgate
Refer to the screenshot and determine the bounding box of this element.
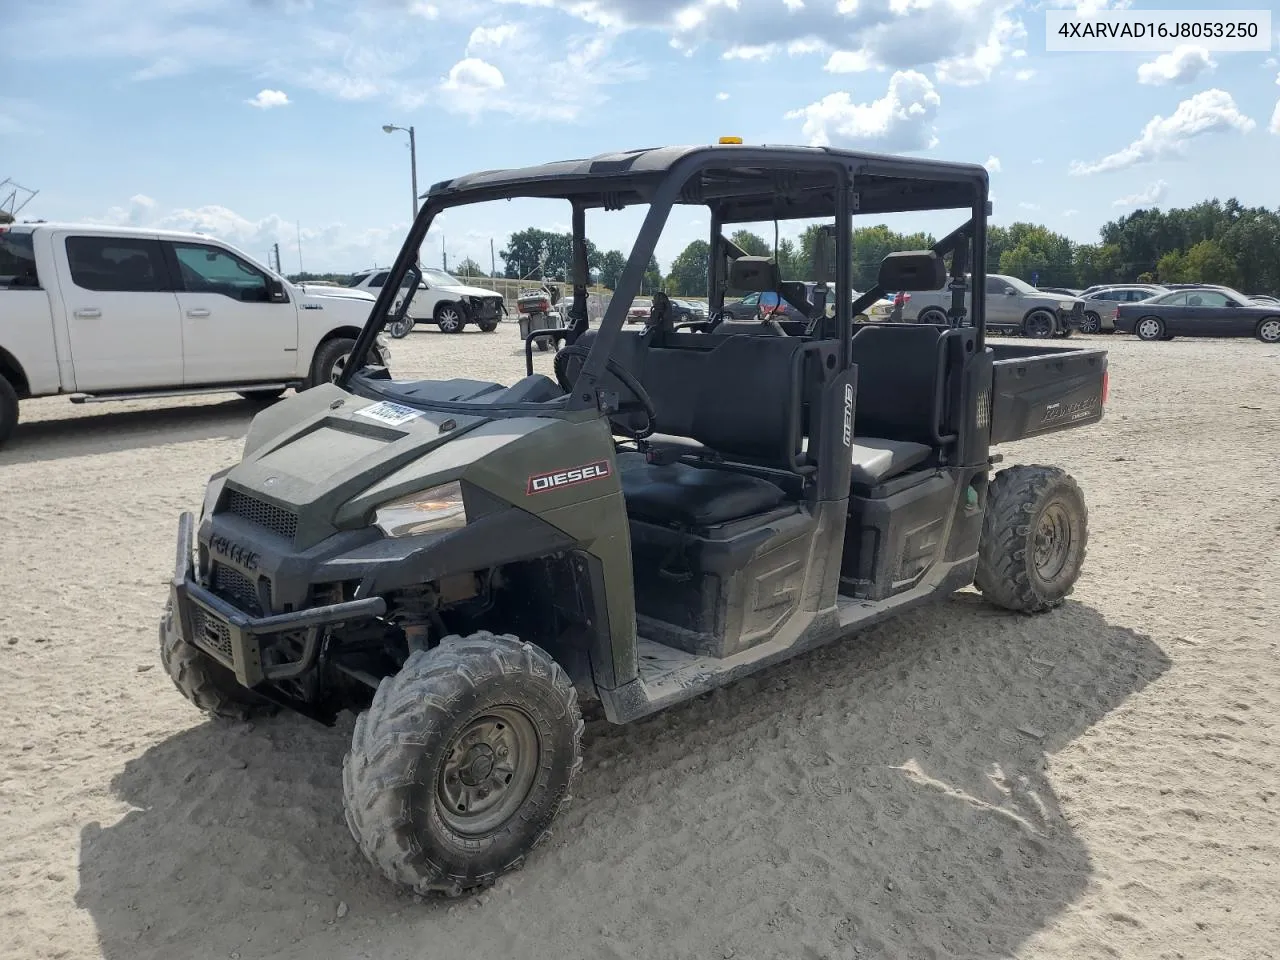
[988,343,1108,445]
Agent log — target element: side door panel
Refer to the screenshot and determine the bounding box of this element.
[165,241,299,385]
[53,232,184,391]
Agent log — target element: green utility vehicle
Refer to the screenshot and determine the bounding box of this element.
[159,143,1109,896]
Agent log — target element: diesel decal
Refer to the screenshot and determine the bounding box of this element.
[209,535,260,571]
[1041,395,1100,425]
[842,383,854,447]
[527,459,612,495]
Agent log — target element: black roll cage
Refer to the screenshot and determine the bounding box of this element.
[339,146,991,415]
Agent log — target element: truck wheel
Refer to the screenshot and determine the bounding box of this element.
[975,465,1088,615]
[342,631,583,897]
[1134,316,1164,341]
[158,603,277,721]
[917,307,948,325]
[310,336,356,387]
[1255,317,1280,343]
[435,303,466,333]
[1022,310,1056,338]
[0,375,18,448]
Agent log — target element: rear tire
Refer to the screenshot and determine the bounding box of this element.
[1256,317,1280,343]
[1081,311,1101,334]
[975,465,1088,615]
[1135,316,1164,341]
[158,603,277,721]
[0,374,18,449]
[918,307,948,325]
[342,632,583,897]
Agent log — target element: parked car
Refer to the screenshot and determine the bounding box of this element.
[1248,294,1279,305]
[344,266,505,335]
[0,222,391,448]
[903,272,1082,337]
[668,297,707,323]
[1114,286,1280,343]
[1076,284,1168,333]
[625,297,653,323]
[1037,286,1082,297]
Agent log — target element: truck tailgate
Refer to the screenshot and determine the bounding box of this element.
[988,343,1108,445]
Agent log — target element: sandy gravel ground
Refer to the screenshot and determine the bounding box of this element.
[1,325,1277,960]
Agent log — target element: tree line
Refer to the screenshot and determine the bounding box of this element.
[288,198,1280,296]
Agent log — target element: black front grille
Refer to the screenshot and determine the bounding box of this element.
[210,563,270,615]
[191,607,234,662]
[224,489,297,541]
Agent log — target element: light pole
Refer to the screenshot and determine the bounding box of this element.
[382,124,418,221]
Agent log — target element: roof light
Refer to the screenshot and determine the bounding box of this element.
[718,136,744,144]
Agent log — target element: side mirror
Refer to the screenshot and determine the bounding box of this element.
[267,278,288,302]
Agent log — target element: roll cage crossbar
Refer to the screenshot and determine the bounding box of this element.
[339,145,990,413]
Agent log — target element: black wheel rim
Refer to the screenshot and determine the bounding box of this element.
[1033,500,1073,583]
[1026,312,1054,337]
[1082,313,1099,333]
[437,706,540,836]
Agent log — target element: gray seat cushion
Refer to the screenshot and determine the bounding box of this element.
[618,452,787,528]
[850,437,932,487]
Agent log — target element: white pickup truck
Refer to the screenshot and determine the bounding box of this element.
[0,222,390,448]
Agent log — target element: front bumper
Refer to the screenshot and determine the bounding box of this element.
[468,297,505,320]
[168,511,386,688]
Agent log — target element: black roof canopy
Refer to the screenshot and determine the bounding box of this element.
[424,144,989,220]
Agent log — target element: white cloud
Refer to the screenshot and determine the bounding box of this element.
[466,23,520,53]
[716,91,730,100]
[1018,201,1039,210]
[246,88,290,109]
[1031,157,1044,165]
[825,49,874,73]
[786,70,940,151]
[1070,89,1255,175]
[440,57,506,113]
[1042,0,1133,14]
[1112,180,1168,207]
[934,8,1026,86]
[1271,100,1280,135]
[132,57,185,81]
[408,1,438,17]
[723,44,774,61]
[984,155,1001,172]
[1136,45,1215,86]
[1063,209,1078,216]
[1014,68,1035,81]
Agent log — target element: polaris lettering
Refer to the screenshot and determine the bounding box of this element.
[527,459,612,495]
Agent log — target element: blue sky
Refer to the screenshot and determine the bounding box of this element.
[2,0,1278,274]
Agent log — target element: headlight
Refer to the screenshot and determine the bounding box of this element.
[1058,301,1072,311]
[373,482,467,538]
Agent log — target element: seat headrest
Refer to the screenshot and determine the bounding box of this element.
[728,256,780,293]
[878,251,946,292]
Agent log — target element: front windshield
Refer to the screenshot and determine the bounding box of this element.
[423,267,462,286]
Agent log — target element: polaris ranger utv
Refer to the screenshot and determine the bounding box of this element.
[159,143,1109,897]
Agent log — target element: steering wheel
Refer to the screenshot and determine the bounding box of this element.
[553,344,658,440]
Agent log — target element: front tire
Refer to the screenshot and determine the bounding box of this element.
[1135,316,1164,341]
[1022,309,1057,338]
[435,303,467,334]
[477,319,499,333]
[975,465,1088,615]
[1081,311,1101,334]
[1256,316,1280,343]
[342,632,583,897]
[0,374,19,449]
[310,336,357,387]
[159,604,277,721]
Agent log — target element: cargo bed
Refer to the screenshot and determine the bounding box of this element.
[987,342,1108,445]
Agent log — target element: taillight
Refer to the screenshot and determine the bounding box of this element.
[1102,369,1109,405]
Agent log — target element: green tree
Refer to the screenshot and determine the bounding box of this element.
[666,240,710,296]
[598,249,626,290]
[1073,243,1124,288]
[453,257,487,278]
[729,229,770,257]
[1156,250,1186,283]
[500,227,600,281]
[775,237,806,280]
[641,254,663,294]
[1180,239,1240,287]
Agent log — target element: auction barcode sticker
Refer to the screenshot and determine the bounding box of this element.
[1045,9,1272,52]
[353,400,424,426]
